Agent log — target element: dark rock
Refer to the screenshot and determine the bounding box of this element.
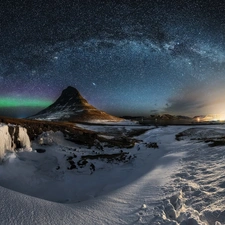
[36,149,46,153]
[90,163,95,171]
[77,159,88,168]
[67,159,77,170]
[67,156,73,161]
[90,163,95,174]
[56,166,60,170]
[67,164,77,170]
[208,140,225,147]
[146,142,158,148]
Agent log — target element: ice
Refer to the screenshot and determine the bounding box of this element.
[0,124,31,159]
[0,125,13,158]
[18,126,32,151]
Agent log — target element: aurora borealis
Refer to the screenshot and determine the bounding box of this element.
[1,0,225,118]
[0,97,52,118]
[0,98,52,108]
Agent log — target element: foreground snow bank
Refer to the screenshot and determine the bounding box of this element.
[0,124,31,158]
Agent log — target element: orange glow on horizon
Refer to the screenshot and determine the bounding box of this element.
[196,114,225,122]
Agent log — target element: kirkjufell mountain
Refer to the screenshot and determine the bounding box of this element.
[30,86,122,122]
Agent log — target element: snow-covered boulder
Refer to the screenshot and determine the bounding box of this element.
[38,130,65,146]
[0,124,31,159]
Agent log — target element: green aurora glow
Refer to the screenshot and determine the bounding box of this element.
[0,97,52,108]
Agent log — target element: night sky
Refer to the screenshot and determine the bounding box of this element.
[1,0,225,118]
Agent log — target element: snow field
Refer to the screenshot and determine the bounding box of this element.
[0,124,224,224]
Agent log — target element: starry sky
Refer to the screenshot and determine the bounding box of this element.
[1,0,225,118]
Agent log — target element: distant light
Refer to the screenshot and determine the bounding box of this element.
[92,82,96,86]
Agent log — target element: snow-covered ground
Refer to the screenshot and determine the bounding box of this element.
[0,124,225,224]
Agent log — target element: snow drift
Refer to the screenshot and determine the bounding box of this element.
[0,124,31,158]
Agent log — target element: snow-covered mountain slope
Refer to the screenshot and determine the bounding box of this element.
[0,124,31,158]
[30,86,122,123]
[0,125,225,224]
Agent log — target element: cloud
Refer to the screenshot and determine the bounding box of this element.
[165,81,225,116]
[149,109,159,114]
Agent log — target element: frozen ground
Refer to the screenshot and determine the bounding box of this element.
[0,124,225,224]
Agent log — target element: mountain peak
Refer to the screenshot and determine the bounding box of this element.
[61,86,83,98]
[29,86,122,122]
[63,86,79,93]
[58,86,87,105]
